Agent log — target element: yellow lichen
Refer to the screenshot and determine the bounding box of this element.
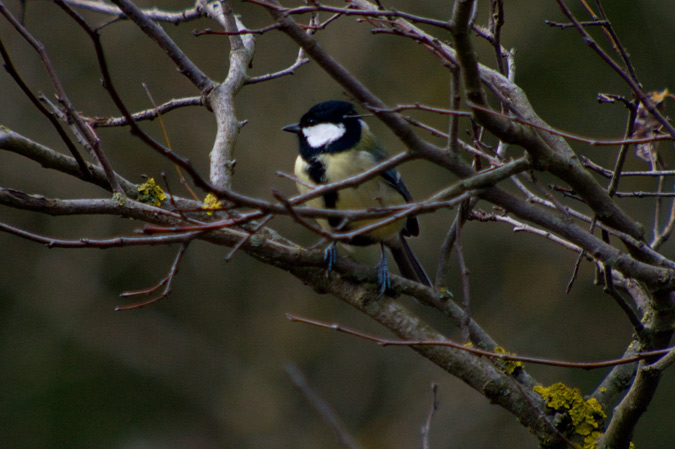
[202,192,222,215]
[112,191,126,206]
[137,178,166,207]
[534,382,606,438]
[582,431,603,449]
[438,286,454,298]
[494,346,523,374]
[581,431,635,449]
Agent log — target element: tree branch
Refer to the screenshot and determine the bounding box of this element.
[203,0,255,191]
[1,1,122,194]
[258,0,675,292]
[109,0,214,91]
[0,128,137,196]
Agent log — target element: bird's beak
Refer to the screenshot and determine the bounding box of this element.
[282,123,301,134]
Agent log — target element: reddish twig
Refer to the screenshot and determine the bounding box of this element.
[554,0,675,138]
[286,313,671,369]
[0,37,92,180]
[116,240,191,310]
[225,214,275,261]
[1,2,122,193]
[0,221,200,249]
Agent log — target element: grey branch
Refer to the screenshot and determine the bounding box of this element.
[64,0,204,23]
[110,0,214,91]
[203,0,256,191]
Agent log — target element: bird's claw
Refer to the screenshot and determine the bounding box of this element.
[376,243,391,298]
[323,242,338,277]
[376,260,391,298]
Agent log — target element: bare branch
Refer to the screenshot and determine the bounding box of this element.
[1,2,122,194]
[262,0,675,290]
[0,221,201,249]
[203,0,255,191]
[285,362,364,449]
[469,209,584,254]
[109,0,214,91]
[0,128,137,195]
[0,37,92,180]
[3,2,675,447]
[0,187,180,218]
[554,0,675,139]
[420,383,438,449]
[582,156,675,178]
[116,241,192,310]
[285,314,672,369]
[454,206,471,343]
[246,49,310,84]
[63,0,203,23]
[90,96,204,127]
[450,0,643,240]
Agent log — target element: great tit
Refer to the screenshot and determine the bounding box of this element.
[283,100,431,295]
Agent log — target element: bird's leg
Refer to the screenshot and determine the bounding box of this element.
[376,242,391,298]
[323,241,338,276]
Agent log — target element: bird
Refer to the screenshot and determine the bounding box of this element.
[283,100,431,296]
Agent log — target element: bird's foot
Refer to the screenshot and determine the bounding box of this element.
[323,242,338,277]
[376,244,391,298]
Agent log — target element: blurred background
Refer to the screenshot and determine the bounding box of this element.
[1,1,674,448]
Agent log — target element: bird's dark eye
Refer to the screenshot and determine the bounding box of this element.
[306,118,316,126]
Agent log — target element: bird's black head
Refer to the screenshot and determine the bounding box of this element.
[283,101,362,157]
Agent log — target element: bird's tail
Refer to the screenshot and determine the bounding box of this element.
[389,235,432,287]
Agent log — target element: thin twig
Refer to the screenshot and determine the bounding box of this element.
[581,156,675,178]
[225,214,274,261]
[644,345,675,372]
[602,263,644,336]
[244,0,453,30]
[0,221,200,248]
[0,37,92,180]
[246,50,310,84]
[448,67,462,153]
[63,0,203,23]
[285,313,672,369]
[465,101,673,147]
[110,0,213,90]
[435,199,477,289]
[651,199,675,250]
[554,0,675,138]
[606,106,637,197]
[566,216,595,294]
[116,240,192,310]
[194,22,281,36]
[64,0,226,199]
[89,96,204,127]
[469,210,583,254]
[454,205,471,343]
[420,383,439,449]
[613,191,675,198]
[545,19,608,28]
[588,0,640,83]
[285,362,364,449]
[2,2,122,193]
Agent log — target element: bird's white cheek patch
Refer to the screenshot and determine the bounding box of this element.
[303,123,346,148]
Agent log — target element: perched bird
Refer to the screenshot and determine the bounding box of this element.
[283,100,431,295]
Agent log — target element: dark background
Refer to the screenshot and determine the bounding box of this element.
[1,1,674,448]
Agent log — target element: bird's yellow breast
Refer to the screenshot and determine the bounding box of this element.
[294,151,407,243]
